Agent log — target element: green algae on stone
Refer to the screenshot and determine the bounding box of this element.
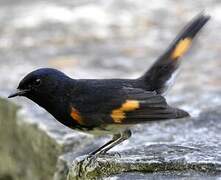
[68,143,221,179]
[0,98,63,180]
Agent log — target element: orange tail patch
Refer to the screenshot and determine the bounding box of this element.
[171,38,192,60]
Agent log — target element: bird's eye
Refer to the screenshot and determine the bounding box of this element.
[33,79,41,86]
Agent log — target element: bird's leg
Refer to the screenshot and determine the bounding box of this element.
[89,133,121,155]
[93,129,132,155]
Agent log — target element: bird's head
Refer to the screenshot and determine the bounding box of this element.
[8,68,76,122]
[8,68,70,101]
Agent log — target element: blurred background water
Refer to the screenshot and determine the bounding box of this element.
[0,0,219,92]
[1,0,221,179]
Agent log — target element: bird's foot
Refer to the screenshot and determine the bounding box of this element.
[92,150,121,158]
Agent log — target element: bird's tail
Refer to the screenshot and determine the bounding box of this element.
[139,13,210,94]
[173,107,190,119]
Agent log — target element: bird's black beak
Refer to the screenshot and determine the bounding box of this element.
[8,89,30,98]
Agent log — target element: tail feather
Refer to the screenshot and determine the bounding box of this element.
[174,108,190,119]
[140,12,210,94]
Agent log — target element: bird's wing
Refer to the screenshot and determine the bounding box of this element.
[73,87,189,126]
[104,87,189,124]
[140,13,210,94]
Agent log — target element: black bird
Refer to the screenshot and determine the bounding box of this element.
[8,13,210,155]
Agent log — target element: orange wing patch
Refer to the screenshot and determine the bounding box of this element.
[70,107,84,125]
[111,100,140,123]
[171,38,192,60]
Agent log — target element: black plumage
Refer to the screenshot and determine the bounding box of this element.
[8,13,210,155]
